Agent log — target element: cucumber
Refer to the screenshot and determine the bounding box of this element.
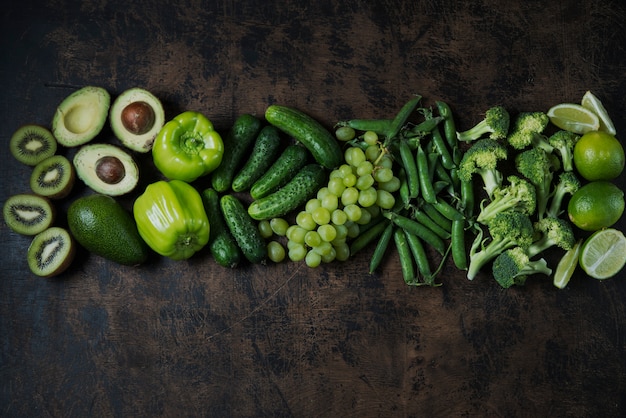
[265,105,343,169]
[249,144,310,199]
[248,164,328,221]
[231,125,282,192]
[220,194,267,264]
[201,188,242,268]
[211,114,262,192]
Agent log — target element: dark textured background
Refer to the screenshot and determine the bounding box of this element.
[1,0,625,416]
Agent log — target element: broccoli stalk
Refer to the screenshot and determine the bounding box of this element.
[457,106,510,142]
[527,217,576,258]
[476,175,537,225]
[548,130,580,172]
[458,138,508,199]
[546,171,581,218]
[492,247,553,288]
[507,111,551,150]
[467,211,535,280]
[515,147,556,220]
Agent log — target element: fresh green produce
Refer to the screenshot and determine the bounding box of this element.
[248,164,328,221]
[476,175,536,225]
[456,105,510,142]
[10,124,57,166]
[547,130,580,172]
[368,222,394,274]
[27,227,76,278]
[3,194,56,236]
[265,104,343,169]
[492,247,552,288]
[506,111,550,150]
[546,171,581,218]
[211,114,262,192]
[232,125,282,192]
[515,147,557,220]
[152,111,224,182]
[526,217,576,258]
[201,188,242,268]
[220,194,267,264]
[109,87,165,153]
[68,194,149,265]
[52,86,111,147]
[29,155,75,199]
[458,138,507,199]
[467,211,535,280]
[133,180,209,260]
[393,227,416,285]
[73,143,139,196]
[250,144,310,199]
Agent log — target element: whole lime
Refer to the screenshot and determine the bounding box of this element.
[567,181,624,231]
[573,131,624,181]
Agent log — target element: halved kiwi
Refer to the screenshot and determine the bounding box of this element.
[27,227,75,277]
[3,194,56,235]
[30,155,76,199]
[10,124,58,166]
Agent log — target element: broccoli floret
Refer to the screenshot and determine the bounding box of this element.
[548,130,580,172]
[515,147,556,219]
[492,247,553,288]
[476,175,537,225]
[507,111,552,151]
[527,216,576,258]
[457,106,510,142]
[458,138,507,199]
[546,171,581,218]
[467,211,535,280]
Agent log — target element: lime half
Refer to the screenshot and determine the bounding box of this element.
[553,239,582,289]
[579,228,626,280]
[547,103,600,134]
[581,91,616,135]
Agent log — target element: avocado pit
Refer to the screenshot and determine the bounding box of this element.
[121,101,155,135]
[96,156,126,184]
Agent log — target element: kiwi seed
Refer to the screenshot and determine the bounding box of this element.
[30,155,76,199]
[27,227,75,277]
[3,194,56,236]
[10,125,58,166]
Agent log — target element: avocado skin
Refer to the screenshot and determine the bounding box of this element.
[68,194,149,266]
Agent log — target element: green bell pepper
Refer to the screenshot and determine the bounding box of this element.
[152,111,224,182]
[133,179,210,260]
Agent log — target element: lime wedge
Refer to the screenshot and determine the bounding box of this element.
[581,91,617,135]
[547,103,600,134]
[579,228,626,279]
[553,239,582,289]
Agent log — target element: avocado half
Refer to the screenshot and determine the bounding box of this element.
[73,143,139,196]
[52,86,111,147]
[109,87,165,153]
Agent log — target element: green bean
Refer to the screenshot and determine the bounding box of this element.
[416,144,437,204]
[384,211,446,255]
[432,196,464,221]
[422,202,453,232]
[397,168,411,209]
[412,207,451,240]
[460,179,475,219]
[427,151,439,183]
[393,227,417,285]
[399,140,419,199]
[451,218,468,271]
[369,223,395,273]
[435,100,458,151]
[404,230,434,285]
[386,96,422,141]
[349,217,389,256]
[430,124,455,170]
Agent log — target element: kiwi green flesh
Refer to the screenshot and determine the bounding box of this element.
[3,194,55,235]
[27,227,75,277]
[10,125,58,166]
[30,155,75,199]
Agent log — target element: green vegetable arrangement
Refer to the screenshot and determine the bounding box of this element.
[3,85,624,288]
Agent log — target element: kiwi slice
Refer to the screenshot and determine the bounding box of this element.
[3,194,56,235]
[30,155,76,199]
[10,124,58,166]
[27,227,75,277]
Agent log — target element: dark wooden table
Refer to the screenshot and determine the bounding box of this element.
[2,1,625,416]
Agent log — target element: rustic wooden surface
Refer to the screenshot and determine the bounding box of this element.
[1,0,626,416]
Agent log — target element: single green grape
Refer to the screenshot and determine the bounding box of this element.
[305,230,322,248]
[356,173,375,191]
[267,241,286,263]
[305,249,322,267]
[334,242,350,261]
[289,244,307,262]
[258,219,273,238]
[317,224,337,242]
[331,209,348,225]
[378,176,401,193]
[376,189,395,209]
[328,177,346,196]
[341,187,359,206]
[343,172,357,187]
[335,126,356,142]
[363,131,379,146]
[286,225,307,244]
[321,193,339,212]
[344,204,362,222]
[345,221,360,238]
[270,218,290,236]
[312,206,331,225]
[296,211,317,230]
[357,186,378,207]
[373,167,393,183]
[356,160,374,177]
[365,144,381,162]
